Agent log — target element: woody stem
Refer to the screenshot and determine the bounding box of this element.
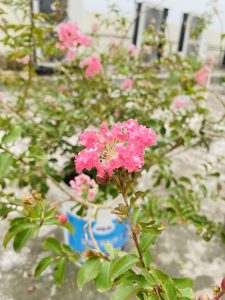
[120,178,145,268]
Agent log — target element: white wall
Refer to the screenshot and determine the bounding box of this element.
[84,0,225,33]
[68,0,84,24]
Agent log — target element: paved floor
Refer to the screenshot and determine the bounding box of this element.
[0,87,225,300]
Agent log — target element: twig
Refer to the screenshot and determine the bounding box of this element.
[120,177,145,268]
[86,207,100,251]
[0,144,111,209]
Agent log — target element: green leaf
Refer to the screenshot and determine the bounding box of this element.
[68,253,78,264]
[60,222,74,234]
[200,184,207,197]
[13,227,38,252]
[0,203,13,219]
[208,172,220,177]
[104,243,115,259]
[2,126,22,144]
[54,257,66,286]
[152,269,177,300]
[95,261,112,292]
[35,256,55,277]
[173,278,194,299]
[143,250,151,268]
[43,217,59,225]
[132,207,142,226]
[10,217,29,227]
[77,257,101,290]
[179,177,191,184]
[123,274,149,287]
[111,254,139,280]
[3,222,37,248]
[139,232,157,251]
[110,284,142,300]
[43,237,62,254]
[61,244,72,255]
[0,152,14,176]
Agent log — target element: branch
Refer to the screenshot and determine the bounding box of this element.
[120,177,145,268]
[0,144,110,209]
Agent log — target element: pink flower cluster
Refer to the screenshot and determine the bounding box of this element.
[80,55,102,79]
[57,22,92,62]
[0,91,5,101]
[16,55,30,64]
[121,78,133,90]
[144,81,153,88]
[194,65,210,86]
[172,98,186,111]
[66,50,77,62]
[207,54,216,65]
[75,119,157,177]
[70,174,98,201]
[91,23,100,32]
[129,44,137,57]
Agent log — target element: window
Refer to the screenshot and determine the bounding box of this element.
[178,14,205,57]
[132,2,168,62]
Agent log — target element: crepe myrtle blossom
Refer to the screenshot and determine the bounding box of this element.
[70,174,98,201]
[121,78,133,90]
[91,23,100,32]
[114,110,121,119]
[207,54,216,65]
[144,81,153,88]
[66,50,77,62]
[194,65,210,86]
[172,98,186,111]
[75,120,157,178]
[143,45,151,52]
[129,44,137,57]
[80,55,102,79]
[0,91,5,101]
[57,22,92,50]
[16,55,30,64]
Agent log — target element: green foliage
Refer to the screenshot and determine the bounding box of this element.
[35,237,78,286]
[0,2,224,299]
[77,257,101,290]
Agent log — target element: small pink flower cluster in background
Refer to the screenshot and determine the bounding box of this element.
[121,78,133,90]
[65,50,77,62]
[56,22,92,62]
[16,55,30,64]
[80,55,102,79]
[0,91,5,101]
[70,174,98,201]
[143,45,151,52]
[207,54,216,65]
[195,65,210,86]
[129,44,137,57]
[75,119,157,177]
[144,81,153,88]
[91,23,100,32]
[172,98,186,111]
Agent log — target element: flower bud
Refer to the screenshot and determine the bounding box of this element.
[221,277,225,291]
[96,172,109,184]
[31,190,42,202]
[22,195,36,208]
[57,214,67,224]
[213,285,220,295]
[198,295,210,300]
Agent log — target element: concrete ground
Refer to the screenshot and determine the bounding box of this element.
[0,86,225,300]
